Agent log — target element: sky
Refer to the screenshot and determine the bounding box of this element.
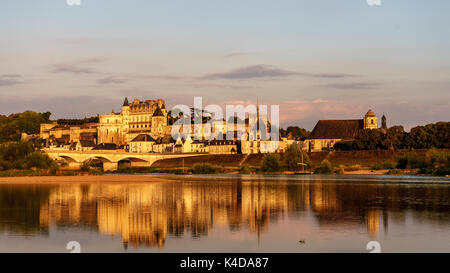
[0,0,449,130]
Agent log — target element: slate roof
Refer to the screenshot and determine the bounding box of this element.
[93,143,117,150]
[309,119,363,140]
[131,134,156,142]
[79,140,96,147]
[155,135,176,144]
[152,106,164,117]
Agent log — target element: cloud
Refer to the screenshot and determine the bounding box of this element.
[202,65,298,80]
[80,57,107,63]
[202,65,360,80]
[97,76,127,84]
[0,74,23,87]
[311,73,358,79]
[324,82,380,89]
[126,74,183,80]
[52,64,96,74]
[222,52,256,58]
[190,82,256,89]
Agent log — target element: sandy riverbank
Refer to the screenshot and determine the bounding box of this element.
[0,175,174,184]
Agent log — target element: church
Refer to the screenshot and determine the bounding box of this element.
[303,109,387,152]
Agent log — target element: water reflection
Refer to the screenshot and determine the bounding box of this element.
[0,176,449,251]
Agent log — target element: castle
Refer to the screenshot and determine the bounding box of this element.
[40,97,294,154]
[39,98,384,154]
[97,98,170,146]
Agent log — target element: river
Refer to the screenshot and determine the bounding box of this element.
[0,174,449,253]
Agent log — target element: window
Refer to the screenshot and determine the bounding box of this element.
[371,120,374,124]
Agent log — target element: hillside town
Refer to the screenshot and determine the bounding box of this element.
[36,97,386,155]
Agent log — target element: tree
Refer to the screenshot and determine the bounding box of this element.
[283,144,310,170]
[285,126,310,139]
[260,154,281,172]
[354,129,383,150]
[383,126,405,150]
[0,111,53,142]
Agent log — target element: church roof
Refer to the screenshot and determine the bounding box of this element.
[131,134,156,142]
[365,109,376,117]
[309,120,363,139]
[152,106,164,117]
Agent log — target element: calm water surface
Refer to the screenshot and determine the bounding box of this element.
[0,175,449,253]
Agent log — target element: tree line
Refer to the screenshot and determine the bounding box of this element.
[0,111,100,143]
[0,111,51,142]
[334,122,449,151]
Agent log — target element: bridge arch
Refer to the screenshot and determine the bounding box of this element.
[84,156,114,163]
[117,157,149,163]
[118,156,151,168]
[59,155,79,163]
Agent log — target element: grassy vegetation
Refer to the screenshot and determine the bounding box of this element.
[396,149,449,176]
[113,166,185,174]
[372,161,397,170]
[192,163,224,174]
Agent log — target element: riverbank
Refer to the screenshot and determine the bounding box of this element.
[0,174,174,184]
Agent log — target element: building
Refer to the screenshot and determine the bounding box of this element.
[129,134,156,153]
[209,140,238,154]
[97,98,170,146]
[40,122,98,149]
[74,140,96,151]
[304,109,384,152]
[39,97,288,155]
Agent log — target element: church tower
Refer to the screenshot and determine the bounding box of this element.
[364,109,378,130]
[381,115,387,130]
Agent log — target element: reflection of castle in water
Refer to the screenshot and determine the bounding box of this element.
[3,178,449,248]
[35,179,393,248]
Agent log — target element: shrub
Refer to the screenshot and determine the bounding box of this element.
[396,152,426,169]
[432,166,450,176]
[260,154,281,172]
[80,161,91,172]
[335,167,344,175]
[387,169,403,175]
[88,169,103,176]
[283,145,310,171]
[239,164,251,174]
[49,165,60,175]
[192,163,224,174]
[426,148,449,167]
[62,171,78,176]
[314,160,334,174]
[24,151,55,169]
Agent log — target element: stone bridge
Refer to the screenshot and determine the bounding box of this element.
[44,149,207,171]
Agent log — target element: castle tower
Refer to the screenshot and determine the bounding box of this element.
[364,109,378,130]
[121,97,130,144]
[151,105,166,136]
